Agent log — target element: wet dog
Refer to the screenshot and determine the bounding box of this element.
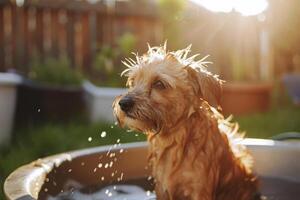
[113,45,259,200]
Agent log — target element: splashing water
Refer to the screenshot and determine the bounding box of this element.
[47,183,155,200]
[101,131,107,138]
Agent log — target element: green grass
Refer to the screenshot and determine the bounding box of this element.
[235,106,300,139]
[1,105,300,199]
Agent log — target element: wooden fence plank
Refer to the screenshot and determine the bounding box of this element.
[0,5,4,71]
[26,7,36,68]
[36,8,44,62]
[10,4,17,68]
[57,10,67,57]
[22,6,29,71]
[96,13,104,48]
[81,12,91,70]
[50,9,59,58]
[66,10,75,66]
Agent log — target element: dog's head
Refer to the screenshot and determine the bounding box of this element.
[113,45,223,133]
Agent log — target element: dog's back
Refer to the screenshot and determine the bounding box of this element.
[148,102,259,200]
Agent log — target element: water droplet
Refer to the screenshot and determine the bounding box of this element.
[105,189,109,194]
[105,163,109,168]
[93,168,97,172]
[113,185,117,190]
[108,192,112,197]
[98,163,103,168]
[109,161,113,167]
[81,162,85,166]
[68,169,72,173]
[120,149,124,153]
[101,176,105,181]
[146,191,151,196]
[101,131,107,138]
[88,137,92,142]
[44,188,48,192]
[116,139,120,143]
[37,108,41,112]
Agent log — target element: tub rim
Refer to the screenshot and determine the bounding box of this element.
[4,139,300,200]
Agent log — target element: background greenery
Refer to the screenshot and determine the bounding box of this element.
[29,56,83,87]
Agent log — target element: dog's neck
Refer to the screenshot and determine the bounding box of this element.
[147,101,224,166]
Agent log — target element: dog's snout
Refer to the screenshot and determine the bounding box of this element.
[119,96,134,112]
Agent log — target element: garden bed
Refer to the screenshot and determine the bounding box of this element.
[15,79,86,126]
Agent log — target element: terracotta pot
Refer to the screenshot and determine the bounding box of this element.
[221,82,272,116]
[4,140,300,199]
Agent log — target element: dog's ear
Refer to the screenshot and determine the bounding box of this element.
[186,67,222,108]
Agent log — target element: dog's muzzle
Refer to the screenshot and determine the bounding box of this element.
[119,95,135,113]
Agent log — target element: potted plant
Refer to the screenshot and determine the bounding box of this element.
[83,33,135,123]
[0,72,21,147]
[15,56,85,125]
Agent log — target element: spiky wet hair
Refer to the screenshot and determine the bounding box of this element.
[120,43,215,78]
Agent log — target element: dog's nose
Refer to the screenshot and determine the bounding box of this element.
[119,96,134,112]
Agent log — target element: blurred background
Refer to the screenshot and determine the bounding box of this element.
[0,0,300,197]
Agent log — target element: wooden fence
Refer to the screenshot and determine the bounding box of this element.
[0,0,162,72]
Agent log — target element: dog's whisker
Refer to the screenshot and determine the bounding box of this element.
[124,58,136,66]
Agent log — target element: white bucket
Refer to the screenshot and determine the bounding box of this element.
[83,80,126,123]
[0,73,22,146]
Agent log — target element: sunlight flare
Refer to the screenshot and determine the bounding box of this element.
[191,0,268,16]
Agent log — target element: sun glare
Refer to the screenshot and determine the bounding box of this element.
[191,0,268,16]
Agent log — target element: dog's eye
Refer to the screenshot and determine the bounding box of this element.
[152,80,165,90]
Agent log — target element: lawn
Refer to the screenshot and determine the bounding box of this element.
[1,105,300,199]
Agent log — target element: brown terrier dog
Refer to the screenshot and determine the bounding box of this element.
[113,45,259,200]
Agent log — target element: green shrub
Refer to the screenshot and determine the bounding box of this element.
[89,32,136,87]
[117,32,137,56]
[29,56,83,86]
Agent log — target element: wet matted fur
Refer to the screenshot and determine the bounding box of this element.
[113,44,259,200]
